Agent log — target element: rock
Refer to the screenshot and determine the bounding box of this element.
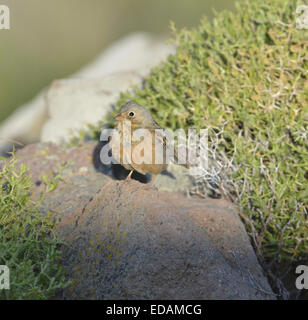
[40,73,142,143]
[154,163,194,194]
[0,90,48,154]
[0,32,175,153]
[15,142,275,300]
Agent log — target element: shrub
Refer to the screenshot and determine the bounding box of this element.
[0,156,69,299]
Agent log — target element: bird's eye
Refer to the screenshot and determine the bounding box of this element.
[129,112,135,117]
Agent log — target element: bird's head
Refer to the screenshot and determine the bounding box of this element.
[114,101,156,128]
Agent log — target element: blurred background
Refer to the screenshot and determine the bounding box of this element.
[0,0,235,123]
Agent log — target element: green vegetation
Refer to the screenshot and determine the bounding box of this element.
[0,155,69,299]
[82,0,308,297]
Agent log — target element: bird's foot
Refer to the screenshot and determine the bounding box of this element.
[124,170,134,182]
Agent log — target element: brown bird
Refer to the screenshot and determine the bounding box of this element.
[110,101,168,186]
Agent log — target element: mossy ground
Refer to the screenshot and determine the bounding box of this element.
[0,155,69,299]
[77,0,308,298]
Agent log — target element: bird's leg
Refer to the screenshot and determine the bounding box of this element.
[125,170,134,182]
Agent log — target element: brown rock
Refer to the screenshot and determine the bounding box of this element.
[15,142,275,300]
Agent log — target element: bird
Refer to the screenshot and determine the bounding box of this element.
[109,101,169,186]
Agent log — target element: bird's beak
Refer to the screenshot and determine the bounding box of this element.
[114,114,124,121]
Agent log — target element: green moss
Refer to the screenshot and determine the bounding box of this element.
[0,155,69,299]
[79,0,307,296]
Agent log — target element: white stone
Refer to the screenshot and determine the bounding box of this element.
[0,91,47,153]
[41,72,142,143]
